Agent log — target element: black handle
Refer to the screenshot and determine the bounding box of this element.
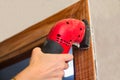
[42,39,63,53]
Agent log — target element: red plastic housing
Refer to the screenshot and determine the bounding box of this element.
[48,18,85,53]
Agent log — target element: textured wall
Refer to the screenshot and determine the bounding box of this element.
[0,0,79,42]
[89,0,120,80]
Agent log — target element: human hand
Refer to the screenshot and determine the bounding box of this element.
[14,47,73,80]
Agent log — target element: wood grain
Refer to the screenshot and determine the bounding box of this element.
[72,1,96,80]
[0,0,96,80]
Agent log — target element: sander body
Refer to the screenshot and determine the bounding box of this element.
[42,18,90,53]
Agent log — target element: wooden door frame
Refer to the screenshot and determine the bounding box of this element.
[0,0,96,80]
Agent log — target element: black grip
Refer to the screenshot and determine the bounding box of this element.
[80,19,90,49]
[42,39,63,53]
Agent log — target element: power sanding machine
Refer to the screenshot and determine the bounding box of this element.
[42,18,90,53]
[42,18,90,79]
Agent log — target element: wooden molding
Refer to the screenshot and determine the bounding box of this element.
[0,0,96,80]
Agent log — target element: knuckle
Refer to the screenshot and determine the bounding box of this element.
[32,48,36,53]
[64,63,69,69]
[57,62,65,69]
[58,63,69,70]
[58,64,64,70]
[32,48,38,54]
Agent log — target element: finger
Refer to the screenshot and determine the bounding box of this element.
[64,63,69,70]
[32,47,44,56]
[30,47,43,63]
[51,70,64,79]
[60,54,73,62]
[51,78,62,80]
[57,71,65,78]
[32,47,42,54]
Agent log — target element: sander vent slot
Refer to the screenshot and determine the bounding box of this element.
[56,34,70,46]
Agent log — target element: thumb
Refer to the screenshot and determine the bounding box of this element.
[32,47,43,56]
[30,47,44,65]
[60,54,73,62]
[30,47,43,62]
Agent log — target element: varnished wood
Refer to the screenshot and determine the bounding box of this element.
[72,0,96,80]
[0,0,96,80]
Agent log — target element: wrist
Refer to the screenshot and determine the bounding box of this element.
[14,66,45,80]
[14,67,32,80]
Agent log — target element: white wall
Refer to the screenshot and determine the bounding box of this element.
[89,0,120,80]
[0,0,79,42]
